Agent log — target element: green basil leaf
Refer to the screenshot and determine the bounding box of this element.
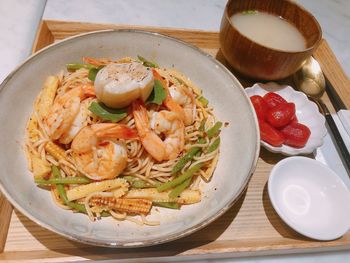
[146,79,167,105]
[137,55,159,68]
[88,67,103,81]
[88,102,127,122]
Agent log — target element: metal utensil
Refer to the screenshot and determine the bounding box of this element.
[294,57,350,136]
[294,57,350,174]
[325,77,350,138]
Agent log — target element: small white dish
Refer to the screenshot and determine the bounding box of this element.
[245,82,327,155]
[268,157,350,241]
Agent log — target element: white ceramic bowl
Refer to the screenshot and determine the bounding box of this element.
[245,82,327,155]
[0,30,259,247]
[268,157,350,240]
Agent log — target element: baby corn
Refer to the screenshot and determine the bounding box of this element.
[67,178,128,201]
[27,116,39,141]
[32,156,51,179]
[89,197,152,215]
[45,141,67,162]
[35,76,59,118]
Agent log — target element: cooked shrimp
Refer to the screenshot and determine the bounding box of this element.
[71,123,138,180]
[59,99,89,144]
[168,83,196,125]
[152,69,195,125]
[44,84,95,141]
[132,100,184,162]
[150,110,185,159]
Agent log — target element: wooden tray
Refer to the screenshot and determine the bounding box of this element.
[1,20,350,262]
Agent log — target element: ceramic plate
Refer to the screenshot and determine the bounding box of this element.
[245,82,326,155]
[268,157,350,240]
[0,30,259,247]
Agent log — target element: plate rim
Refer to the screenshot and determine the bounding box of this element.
[0,29,260,247]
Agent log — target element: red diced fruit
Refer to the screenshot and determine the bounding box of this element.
[290,114,298,124]
[281,123,311,148]
[263,92,287,108]
[266,102,296,128]
[259,120,285,147]
[250,95,268,120]
[253,91,311,149]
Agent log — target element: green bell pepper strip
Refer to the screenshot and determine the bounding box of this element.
[51,166,109,216]
[35,176,91,185]
[132,180,160,189]
[66,63,95,71]
[206,121,222,138]
[199,118,207,132]
[57,186,110,217]
[171,121,222,174]
[122,176,160,188]
[169,177,192,199]
[122,176,135,183]
[137,55,159,68]
[157,163,203,192]
[198,96,209,107]
[168,137,220,197]
[171,138,206,174]
[153,202,180,209]
[207,137,220,153]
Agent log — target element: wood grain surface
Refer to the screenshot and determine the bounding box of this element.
[0,20,349,262]
[0,193,12,253]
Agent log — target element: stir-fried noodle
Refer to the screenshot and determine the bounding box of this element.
[25,57,221,225]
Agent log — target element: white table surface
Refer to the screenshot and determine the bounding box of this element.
[0,0,349,262]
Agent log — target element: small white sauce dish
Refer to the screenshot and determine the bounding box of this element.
[268,156,350,241]
[245,82,327,156]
